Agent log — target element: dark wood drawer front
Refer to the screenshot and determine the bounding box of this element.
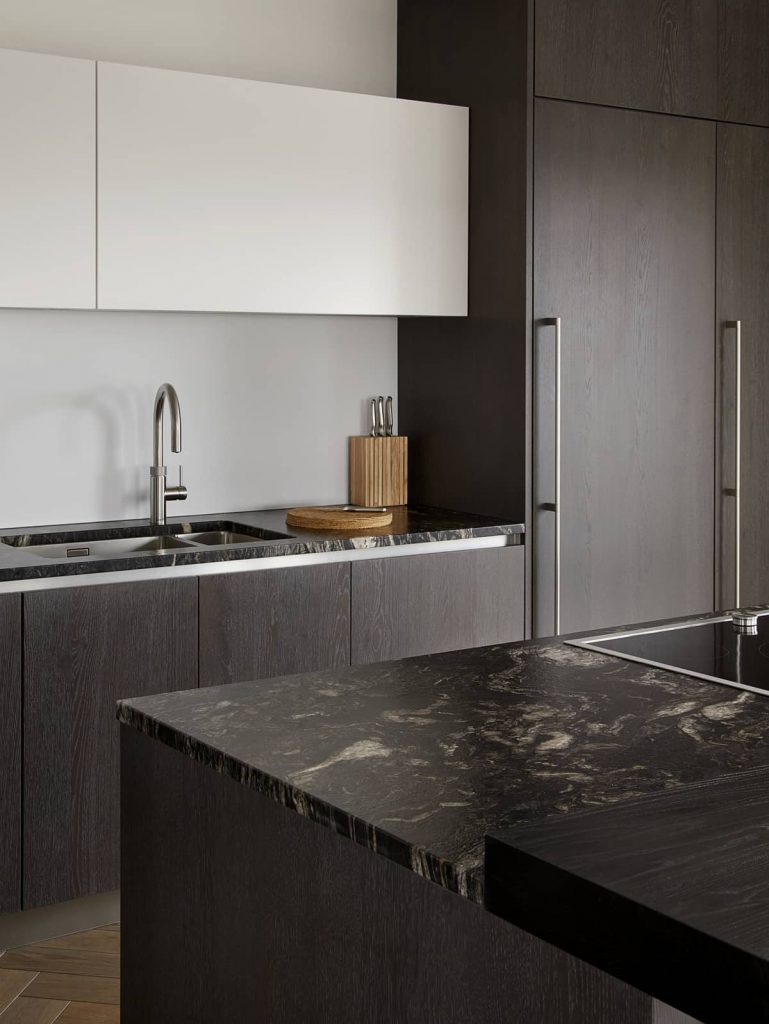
[0,594,22,913]
[199,563,351,686]
[23,579,198,909]
[351,546,525,665]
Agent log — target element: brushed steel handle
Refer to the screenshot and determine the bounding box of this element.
[726,320,742,606]
[541,316,562,635]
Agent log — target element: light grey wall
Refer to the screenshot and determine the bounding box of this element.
[0,0,397,529]
[0,0,396,94]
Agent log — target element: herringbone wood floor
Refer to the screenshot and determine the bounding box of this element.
[0,925,119,1022]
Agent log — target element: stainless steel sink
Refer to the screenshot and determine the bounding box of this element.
[183,530,271,547]
[7,534,196,560]
[0,521,293,561]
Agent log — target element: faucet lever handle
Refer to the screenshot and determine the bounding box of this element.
[165,464,188,503]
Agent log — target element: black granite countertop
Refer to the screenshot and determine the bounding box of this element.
[117,629,769,904]
[0,505,523,584]
[486,768,769,1023]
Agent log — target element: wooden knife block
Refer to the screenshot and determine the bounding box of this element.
[349,436,408,507]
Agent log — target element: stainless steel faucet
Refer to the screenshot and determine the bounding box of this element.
[150,383,188,525]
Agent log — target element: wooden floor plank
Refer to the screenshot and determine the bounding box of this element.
[0,951,118,981]
[100,928,119,936]
[57,1004,119,1024]
[22,975,118,1008]
[0,969,38,1013]
[32,932,119,957]
[0,995,69,1023]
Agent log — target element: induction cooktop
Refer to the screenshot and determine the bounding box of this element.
[568,610,769,697]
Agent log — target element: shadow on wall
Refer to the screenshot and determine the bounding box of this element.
[0,387,146,527]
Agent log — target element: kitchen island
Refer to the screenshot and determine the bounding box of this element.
[117,629,769,1023]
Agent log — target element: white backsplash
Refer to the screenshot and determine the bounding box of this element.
[0,0,398,529]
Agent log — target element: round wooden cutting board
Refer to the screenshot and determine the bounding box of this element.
[286,505,393,531]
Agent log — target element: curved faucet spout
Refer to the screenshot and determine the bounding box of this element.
[153,382,182,467]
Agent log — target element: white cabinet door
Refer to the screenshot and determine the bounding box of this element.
[0,48,95,309]
[97,62,468,316]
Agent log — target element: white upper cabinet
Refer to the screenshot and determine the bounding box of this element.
[0,48,95,309]
[97,62,468,316]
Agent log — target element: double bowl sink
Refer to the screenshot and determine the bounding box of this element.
[0,521,294,562]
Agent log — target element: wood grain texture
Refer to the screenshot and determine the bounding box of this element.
[0,997,69,1023]
[716,123,769,608]
[350,546,525,664]
[0,968,37,1011]
[121,726,653,1024]
[199,564,350,686]
[23,579,198,909]
[0,594,22,913]
[653,1004,700,1024]
[397,0,532,526]
[718,0,769,126]
[0,950,118,981]
[348,436,408,507]
[487,767,769,1023]
[58,1003,119,1023]
[535,0,717,118]
[35,931,119,957]
[23,975,119,1006]
[285,505,392,531]
[533,99,715,635]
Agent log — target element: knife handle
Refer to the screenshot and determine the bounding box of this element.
[369,398,377,437]
[377,396,385,437]
[385,396,394,437]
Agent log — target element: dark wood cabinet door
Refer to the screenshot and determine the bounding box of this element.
[533,100,715,636]
[23,579,198,909]
[535,0,717,118]
[0,594,22,914]
[716,124,769,608]
[199,564,350,686]
[718,0,769,127]
[351,546,524,665]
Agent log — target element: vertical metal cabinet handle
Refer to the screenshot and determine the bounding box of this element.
[726,320,742,607]
[540,317,562,635]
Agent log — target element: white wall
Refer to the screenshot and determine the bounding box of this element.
[0,0,396,95]
[0,0,397,529]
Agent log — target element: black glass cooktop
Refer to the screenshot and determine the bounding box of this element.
[571,614,769,695]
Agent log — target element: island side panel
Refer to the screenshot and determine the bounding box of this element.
[121,727,653,1024]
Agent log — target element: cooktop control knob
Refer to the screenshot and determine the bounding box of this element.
[732,609,760,634]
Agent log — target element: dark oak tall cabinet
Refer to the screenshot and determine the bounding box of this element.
[399,0,769,636]
[533,100,715,635]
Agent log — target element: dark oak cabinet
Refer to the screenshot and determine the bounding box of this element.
[23,579,198,909]
[6,546,521,913]
[716,123,769,609]
[398,0,769,638]
[351,547,524,664]
[0,594,22,914]
[535,0,769,127]
[535,0,717,119]
[533,100,716,635]
[199,563,351,685]
[717,0,769,127]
